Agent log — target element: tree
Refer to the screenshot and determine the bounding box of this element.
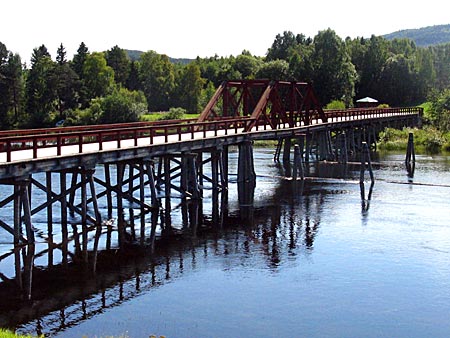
[234,53,262,79]
[99,87,147,124]
[139,51,175,111]
[83,52,115,100]
[30,45,51,66]
[25,55,57,127]
[56,43,67,65]
[71,42,89,78]
[174,63,204,113]
[71,42,90,107]
[266,31,308,61]
[353,35,389,99]
[311,29,357,106]
[126,61,141,91]
[255,59,290,80]
[378,55,415,106]
[0,42,10,128]
[106,45,130,86]
[427,89,450,131]
[52,62,80,119]
[431,43,450,91]
[414,48,436,101]
[4,52,25,127]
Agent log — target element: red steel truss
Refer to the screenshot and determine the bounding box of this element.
[197,80,327,131]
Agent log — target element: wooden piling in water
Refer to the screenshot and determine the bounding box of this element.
[405,132,416,164]
[283,138,292,164]
[293,144,305,180]
[60,171,68,265]
[360,142,374,184]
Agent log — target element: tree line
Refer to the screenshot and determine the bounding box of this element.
[0,28,449,130]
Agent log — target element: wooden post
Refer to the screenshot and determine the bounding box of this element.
[60,171,68,266]
[197,152,204,198]
[274,139,283,162]
[337,133,348,164]
[46,172,53,243]
[180,154,189,198]
[164,156,171,200]
[238,140,256,185]
[304,133,311,163]
[220,146,228,189]
[282,138,291,164]
[13,184,21,245]
[128,164,134,198]
[211,150,219,191]
[116,163,125,247]
[360,142,374,184]
[145,161,159,208]
[405,132,416,179]
[81,169,88,263]
[87,169,102,225]
[293,144,305,180]
[187,154,200,199]
[104,164,113,218]
[405,132,416,164]
[69,170,78,215]
[139,162,146,245]
[21,183,34,244]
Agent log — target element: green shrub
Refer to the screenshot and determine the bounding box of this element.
[325,100,346,110]
[377,103,390,108]
[158,107,186,121]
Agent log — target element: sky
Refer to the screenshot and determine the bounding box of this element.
[1,0,449,65]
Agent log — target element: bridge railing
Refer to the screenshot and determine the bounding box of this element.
[0,107,421,163]
[0,117,254,163]
[324,107,422,122]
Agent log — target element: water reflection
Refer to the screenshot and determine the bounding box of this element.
[0,148,393,336]
[360,181,374,214]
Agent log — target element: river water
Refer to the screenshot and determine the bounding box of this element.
[1,148,450,338]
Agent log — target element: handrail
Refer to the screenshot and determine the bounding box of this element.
[0,117,255,163]
[0,107,421,164]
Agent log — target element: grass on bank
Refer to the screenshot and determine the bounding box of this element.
[378,126,450,153]
[0,329,41,338]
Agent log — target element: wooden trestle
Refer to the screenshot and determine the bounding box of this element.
[0,80,422,251]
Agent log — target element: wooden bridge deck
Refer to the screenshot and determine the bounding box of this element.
[0,107,420,180]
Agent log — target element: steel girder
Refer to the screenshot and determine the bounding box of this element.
[197,80,326,131]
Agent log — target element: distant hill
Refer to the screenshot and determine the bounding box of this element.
[126,49,193,64]
[384,24,450,47]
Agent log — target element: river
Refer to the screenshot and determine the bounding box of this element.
[1,148,450,338]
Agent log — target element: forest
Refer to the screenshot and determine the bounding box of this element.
[0,28,449,134]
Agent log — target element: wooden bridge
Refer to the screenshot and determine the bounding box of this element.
[0,80,421,248]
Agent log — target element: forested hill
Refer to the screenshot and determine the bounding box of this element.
[384,24,450,46]
[126,49,192,64]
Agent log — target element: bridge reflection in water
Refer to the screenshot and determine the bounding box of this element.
[0,156,357,336]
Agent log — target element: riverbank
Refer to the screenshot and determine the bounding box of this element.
[377,126,450,153]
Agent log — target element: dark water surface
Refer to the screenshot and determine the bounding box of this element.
[1,149,450,337]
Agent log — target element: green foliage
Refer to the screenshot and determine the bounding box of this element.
[173,62,204,113]
[83,52,115,100]
[139,51,175,111]
[100,87,147,124]
[427,89,450,131]
[106,45,130,86]
[378,126,448,153]
[325,100,346,110]
[312,29,357,106]
[255,59,290,80]
[25,54,57,128]
[158,107,186,121]
[377,103,390,108]
[0,328,42,337]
